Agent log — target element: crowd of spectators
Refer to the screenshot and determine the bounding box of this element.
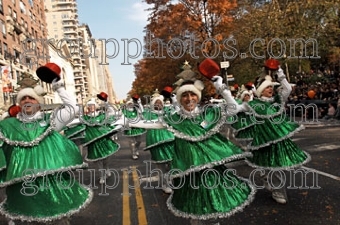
[286,69,340,121]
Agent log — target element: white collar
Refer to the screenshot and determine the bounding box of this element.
[17,111,44,122]
[259,96,274,102]
[179,106,201,118]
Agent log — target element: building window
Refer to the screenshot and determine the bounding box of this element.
[13,11,17,21]
[3,43,8,56]
[19,1,26,14]
[0,19,5,35]
[0,0,3,14]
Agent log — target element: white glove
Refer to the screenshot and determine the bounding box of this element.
[137,98,142,104]
[212,75,224,90]
[170,93,177,104]
[52,78,65,91]
[277,66,286,81]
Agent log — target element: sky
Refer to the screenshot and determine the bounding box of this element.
[77,1,150,100]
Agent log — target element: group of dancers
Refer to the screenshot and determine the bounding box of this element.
[0,61,311,225]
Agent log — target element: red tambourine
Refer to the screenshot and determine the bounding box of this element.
[198,58,220,80]
[265,59,280,70]
[161,86,173,98]
[36,62,61,83]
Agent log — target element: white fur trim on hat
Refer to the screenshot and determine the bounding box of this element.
[86,98,98,107]
[16,86,45,104]
[151,95,164,106]
[240,90,251,101]
[176,80,204,103]
[255,76,274,98]
[126,98,133,104]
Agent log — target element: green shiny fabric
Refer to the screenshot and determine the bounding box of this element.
[82,114,119,145]
[171,133,246,172]
[169,165,252,216]
[63,124,86,140]
[162,109,253,219]
[2,173,90,219]
[241,97,309,168]
[82,114,120,161]
[248,138,308,168]
[123,127,146,136]
[86,136,120,161]
[230,112,254,140]
[143,111,175,162]
[164,108,249,172]
[0,117,91,221]
[0,117,51,142]
[0,124,84,183]
[148,142,174,162]
[165,108,222,137]
[0,148,5,171]
[123,109,146,136]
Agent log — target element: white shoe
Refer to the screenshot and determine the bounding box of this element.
[162,185,173,194]
[132,155,138,160]
[260,175,272,191]
[99,177,105,184]
[140,175,159,183]
[106,170,112,177]
[272,190,287,204]
[136,151,139,156]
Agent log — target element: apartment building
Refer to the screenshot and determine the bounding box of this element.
[44,0,117,105]
[0,0,48,110]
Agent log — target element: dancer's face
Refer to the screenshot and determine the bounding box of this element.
[19,96,40,115]
[153,99,163,110]
[243,94,250,102]
[180,91,198,111]
[261,86,273,98]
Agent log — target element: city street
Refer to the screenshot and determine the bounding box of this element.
[1,122,340,225]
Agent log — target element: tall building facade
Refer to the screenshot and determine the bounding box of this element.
[44,0,117,105]
[0,0,48,111]
[44,0,90,104]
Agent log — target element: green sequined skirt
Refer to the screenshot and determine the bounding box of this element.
[148,142,174,163]
[167,165,255,219]
[86,137,120,161]
[144,129,174,163]
[64,124,86,140]
[246,139,311,169]
[123,127,146,136]
[0,173,92,222]
[0,148,5,171]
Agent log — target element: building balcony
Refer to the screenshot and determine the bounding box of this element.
[56,1,73,6]
[63,22,77,28]
[64,29,77,35]
[62,17,76,22]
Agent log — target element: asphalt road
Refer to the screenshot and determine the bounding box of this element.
[1,122,340,225]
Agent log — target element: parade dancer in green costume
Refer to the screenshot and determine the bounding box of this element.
[141,89,175,194]
[62,117,86,157]
[122,95,146,160]
[81,97,122,184]
[130,77,256,225]
[212,66,311,204]
[0,63,92,224]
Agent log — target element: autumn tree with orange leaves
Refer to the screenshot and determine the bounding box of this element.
[130,0,340,101]
[130,0,238,100]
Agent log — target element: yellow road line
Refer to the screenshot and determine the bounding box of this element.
[122,169,131,225]
[132,166,148,225]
